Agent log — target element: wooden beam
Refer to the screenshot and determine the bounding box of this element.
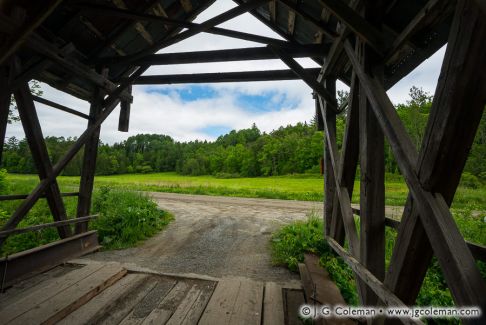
[0,192,78,201]
[0,65,11,164]
[106,0,270,66]
[357,35,385,307]
[0,0,64,65]
[76,70,107,234]
[318,0,383,54]
[131,45,327,66]
[0,215,97,238]
[385,0,486,306]
[327,238,424,325]
[32,95,90,120]
[343,38,486,308]
[269,45,338,112]
[287,10,296,36]
[330,72,359,246]
[318,96,360,260]
[131,68,321,84]
[118,85,132,132]
[323,78,337,237]
[269,1,277,22]
[13,77,72,239]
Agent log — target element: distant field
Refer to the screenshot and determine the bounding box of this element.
[6,172,486,210]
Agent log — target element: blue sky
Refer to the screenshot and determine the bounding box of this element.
[6,0,446,144]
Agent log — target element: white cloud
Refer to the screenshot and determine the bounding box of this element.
[5,0,446,144]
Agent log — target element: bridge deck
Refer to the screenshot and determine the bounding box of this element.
[0,261,304,325]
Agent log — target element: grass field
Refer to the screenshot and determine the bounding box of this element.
[5,172,486,210]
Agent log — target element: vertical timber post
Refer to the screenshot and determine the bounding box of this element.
[323,78,336,237]
[75,72,106,233]
[0,64,11,164]
[358,2,386,308]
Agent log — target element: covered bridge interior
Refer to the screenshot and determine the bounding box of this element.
[0,0,485,323]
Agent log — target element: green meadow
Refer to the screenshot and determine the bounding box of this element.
[6,172,486,211]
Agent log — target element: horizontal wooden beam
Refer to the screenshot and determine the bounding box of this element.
[32,96,90,119]
[0,215,97,238]
[0,231,99,286]
[0,192,79,201]
[131,68,321,84]
[132,45,327,66]
[351,207,486,262]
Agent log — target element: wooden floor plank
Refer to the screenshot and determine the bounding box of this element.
[0,262,105,323]
[230,278,264,325]
[285,289,305,325]
[9,263,127,325]
[98,277,160,325]
[263,282,284,325]
[141,281,191,325]
[165,285,202,325]
[179,282,216,325]
[0,265,79,306]
[198,278,242,325]
[57,273,148,325]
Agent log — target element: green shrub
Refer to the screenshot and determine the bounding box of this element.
[91,187,173,249]
[459,172,481,189]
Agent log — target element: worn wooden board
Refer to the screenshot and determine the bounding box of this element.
[99,276,160,325]
[177,281,216,325]
[165,285,202,325]
[58,273,148,325]
[285,289,305,325]
[9,263,127,325]
[141,281,191,324]
[199,277,264,325]
[118,278,176,324]
[263,282,284,325]
[0,263,105,323]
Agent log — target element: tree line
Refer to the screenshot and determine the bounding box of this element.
[2,87,485,181]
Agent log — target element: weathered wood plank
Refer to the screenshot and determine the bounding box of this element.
[330,72,359,245]
[358,36,385,306]
[141,281,191,324]
[103,277,162,325]
[285,289,305,325]
[0,64,11,164]
[9,264,127,325]
[323,78,337,237]
[199,278,243,325]
[165,285,202,325]
[230,278,264,325]
[58,273,148,325]
[0,263,104,322]
[178,281,216,325]
[263,282,284,325]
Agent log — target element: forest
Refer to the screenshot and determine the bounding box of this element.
[2,87,485,184]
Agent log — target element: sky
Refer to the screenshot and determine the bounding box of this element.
[6,0,447,144]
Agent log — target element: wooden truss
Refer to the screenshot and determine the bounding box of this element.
[0,0,485,322]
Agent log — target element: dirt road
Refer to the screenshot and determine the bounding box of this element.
[83,192,327,283]
[83,193,405,283]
